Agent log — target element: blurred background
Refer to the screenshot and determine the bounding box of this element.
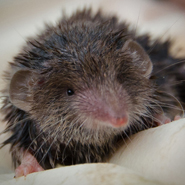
[0,0,185,174]
[0,0,185,80]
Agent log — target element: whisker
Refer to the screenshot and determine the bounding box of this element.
[39,134,58,166]
[164,80,185,86]
[26,131,44,154]
[134,4,142,37]
[153,59,185,76]
[147,17,181,55]
[157,90,184,116]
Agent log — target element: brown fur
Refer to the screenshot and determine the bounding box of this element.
[1,9,184,169]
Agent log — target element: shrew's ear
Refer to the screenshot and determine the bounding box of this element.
[9,70,37,112]
[123,39,153,78]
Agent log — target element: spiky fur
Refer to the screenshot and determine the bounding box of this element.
[1,9,185,169]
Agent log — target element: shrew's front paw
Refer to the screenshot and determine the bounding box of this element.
[15,152,44,178]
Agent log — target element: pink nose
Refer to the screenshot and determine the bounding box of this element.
[110,116,128,127]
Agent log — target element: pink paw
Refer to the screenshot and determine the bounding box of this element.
[174,115,182,121]
[155,114,171,126]
[15,152,44,178]
[155,114,183,126]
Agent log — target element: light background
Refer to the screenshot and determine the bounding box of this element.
[0,0,185,175]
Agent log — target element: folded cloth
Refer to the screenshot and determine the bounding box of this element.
[0,118,185,185]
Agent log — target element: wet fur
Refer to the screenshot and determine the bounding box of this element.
[1,9,185,169]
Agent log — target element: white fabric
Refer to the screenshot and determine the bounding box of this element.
[1,0,185,184]
[0,119,185,185]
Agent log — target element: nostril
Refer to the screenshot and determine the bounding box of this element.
[109,116,128,128]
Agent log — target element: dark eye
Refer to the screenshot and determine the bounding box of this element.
[67,89,74,96]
